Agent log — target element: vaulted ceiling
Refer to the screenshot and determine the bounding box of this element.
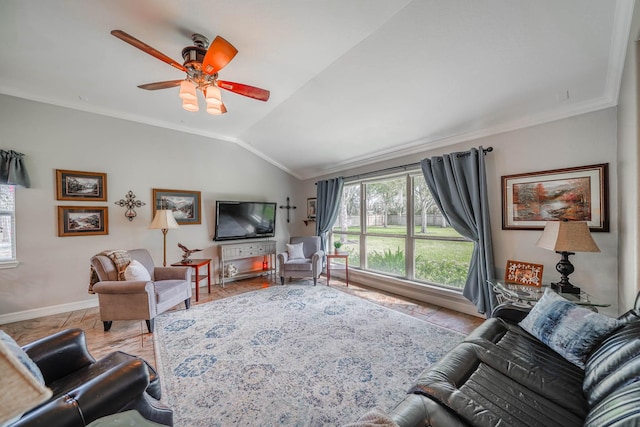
[0,0,634,179]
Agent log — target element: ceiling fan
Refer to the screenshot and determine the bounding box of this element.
[111,30,270,115]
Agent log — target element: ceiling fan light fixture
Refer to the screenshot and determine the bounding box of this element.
[205,86,222,106]
[179,80,197,101]
[206,104,223,115]
[182,98,199,112]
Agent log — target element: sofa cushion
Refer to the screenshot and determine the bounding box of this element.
[410,343,585,427]
[583,320,640,407]
[584,381,640,427]
[124,260,151,282]
[519,289,621,368]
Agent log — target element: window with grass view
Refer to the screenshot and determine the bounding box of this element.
[0,185,16,262]
[331,172,473,290]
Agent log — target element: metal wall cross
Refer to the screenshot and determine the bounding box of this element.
[279,197,297,223]
[114,190,146,221]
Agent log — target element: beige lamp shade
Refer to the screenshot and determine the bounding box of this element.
[149,210,179,230]
[536,221,600,253]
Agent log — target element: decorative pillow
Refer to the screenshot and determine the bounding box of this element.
[0,330,51,426]
[0,331,45,385]
[124,259,151,282]
[519,289,621,369]
[286,243,306,260]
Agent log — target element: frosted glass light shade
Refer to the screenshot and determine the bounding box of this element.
[179,80,197,101]
[205,86,222,106]
[206,104,223,115]
[182,98,199,112]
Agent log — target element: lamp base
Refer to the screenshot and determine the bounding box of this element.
[551,282,581,294]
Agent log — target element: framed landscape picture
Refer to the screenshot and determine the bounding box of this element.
[58,206,108,236]
[502,163,608,231]
[152,189,201,225]
[56,169,107,201]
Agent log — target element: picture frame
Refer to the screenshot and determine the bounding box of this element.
[307,198,317,219]
[56,169,107,201]
[505,260,544,287]
[58,206,109,237]
[502,163,608,231]
[152,189,201,225]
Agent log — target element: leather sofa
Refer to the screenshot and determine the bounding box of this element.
[9,329,172,427]
[387,303,640,427]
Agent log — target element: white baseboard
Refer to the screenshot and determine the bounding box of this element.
[0,299,99,325]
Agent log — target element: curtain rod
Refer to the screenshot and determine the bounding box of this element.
[340,146,493,182]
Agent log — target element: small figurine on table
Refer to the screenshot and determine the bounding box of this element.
[177,243,202,263]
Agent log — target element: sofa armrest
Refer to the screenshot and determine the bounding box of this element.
[277,252,289,274]
[388,393,469,427]
[22,329,95,384]
[312,251,324,275]
[154,266,190,281]
[92,281,153,295]
[490,301,531,323]
[13,358,151,427]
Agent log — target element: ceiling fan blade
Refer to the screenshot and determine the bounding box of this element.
[137,80,183,90]
[111,30,186,72]
[217,80,270,102]
[202,36,238,74]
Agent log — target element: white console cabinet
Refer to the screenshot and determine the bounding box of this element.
[218,240,276,286]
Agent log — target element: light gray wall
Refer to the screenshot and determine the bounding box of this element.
[617,6,640,313]
[0,95,296,321]
[301,108,620,316]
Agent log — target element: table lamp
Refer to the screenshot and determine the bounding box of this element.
[149,210,179,266]
[536,220,600,294]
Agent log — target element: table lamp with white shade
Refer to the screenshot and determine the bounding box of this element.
[149,210,179,267]
[536,220,600,294]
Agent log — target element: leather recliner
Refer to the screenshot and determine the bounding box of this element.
[8,328,172,427]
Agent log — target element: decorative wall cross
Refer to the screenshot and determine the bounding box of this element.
[279,197,297,223]
[114,190,146,221]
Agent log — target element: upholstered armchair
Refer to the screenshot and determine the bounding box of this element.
[90,249,192,333]
[277,236,324,286]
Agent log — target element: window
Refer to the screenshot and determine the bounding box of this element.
[0,184,16,264]
[332,172,473,290]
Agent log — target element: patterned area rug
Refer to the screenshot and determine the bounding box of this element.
[154,285,463,426]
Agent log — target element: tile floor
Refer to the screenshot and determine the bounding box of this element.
[1,277,484,369]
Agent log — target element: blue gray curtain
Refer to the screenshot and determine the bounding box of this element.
[0,150,30,187]
[315,178,344,253]
[421,147,496,315]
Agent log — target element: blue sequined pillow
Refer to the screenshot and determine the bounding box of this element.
[519,289,621,369]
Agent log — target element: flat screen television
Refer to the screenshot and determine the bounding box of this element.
[214,201,277,241]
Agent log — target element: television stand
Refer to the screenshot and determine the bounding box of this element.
[218,240,276,287]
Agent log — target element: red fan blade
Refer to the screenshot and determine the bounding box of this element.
[202,36,238,74]
[217,80,270,101]
[137,80,183,90]
[111,30,186,72]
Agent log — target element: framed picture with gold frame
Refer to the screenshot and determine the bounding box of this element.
[56,169,107,201]
[58,206,109,237]
[152,188,201,225]
[504,260,544,287]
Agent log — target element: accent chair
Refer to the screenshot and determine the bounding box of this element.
[90,249,192,333]
[277,236,324,286]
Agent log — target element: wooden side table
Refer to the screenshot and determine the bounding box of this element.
[326,253,349,286]
[171,258,211,302]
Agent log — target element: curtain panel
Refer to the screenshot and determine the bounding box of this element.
[315,178,344,253]
[421,146,496,315]
[0,150,31,188]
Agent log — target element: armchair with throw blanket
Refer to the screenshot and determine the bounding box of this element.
[90,249,192,333]
[277,236,324,286]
